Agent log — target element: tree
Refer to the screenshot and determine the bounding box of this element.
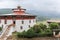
[15,23,53,38]
[49,22,59,29]
[39,23,47,30]
[45,28,53,37]
[32,25,41,33]
[32,23,47,37]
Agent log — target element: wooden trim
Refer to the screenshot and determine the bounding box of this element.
[0,16,35,20]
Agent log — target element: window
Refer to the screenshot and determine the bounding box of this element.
[22,20,24,24]
[0,17,1,23]
[29,20,31,23]
[20,26,23,29]
[29,25,30,28]
[5,20,7,24]
[5,16,7,24]
[0,20,1,23]
[13,21,15,24]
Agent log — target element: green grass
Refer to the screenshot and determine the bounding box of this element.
[36,21,47,25]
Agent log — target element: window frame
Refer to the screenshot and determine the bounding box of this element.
[5,16,7,24]
[29,25,30,28]
[20,26,23,29]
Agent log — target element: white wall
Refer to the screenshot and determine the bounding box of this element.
[15,19,36,32]
[7,20,13,25]
[0,19,13,31]
[8,26,14,36]
[0,19,5,29]
[0,19,36,32]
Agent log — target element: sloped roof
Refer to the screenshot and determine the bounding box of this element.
[47,20,60,23]
[0,13,36,16]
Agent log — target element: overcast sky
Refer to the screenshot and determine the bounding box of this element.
[0,0,60,13]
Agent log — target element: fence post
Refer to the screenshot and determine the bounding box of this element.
[53,32,55,36]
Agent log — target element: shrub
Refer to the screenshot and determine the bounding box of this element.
[15,23,53,38]
[45,28,53,37]
[0,27,2,31]
[16,31,27,38]
[49,22,59,29]
[26,29,35,38]
[32,25,41,33]
[39,23,47,30]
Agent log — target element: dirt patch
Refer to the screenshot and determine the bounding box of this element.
[7,36,60,40]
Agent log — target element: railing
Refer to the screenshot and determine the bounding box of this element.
[0,25,8,38]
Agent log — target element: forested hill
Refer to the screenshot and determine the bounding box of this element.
[0,9,12,14]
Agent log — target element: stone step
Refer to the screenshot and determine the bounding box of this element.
[0,24,15,40]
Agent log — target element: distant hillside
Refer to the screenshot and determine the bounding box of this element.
[27,10,60,18]
[0,9,60,21]
[0,9,12,14]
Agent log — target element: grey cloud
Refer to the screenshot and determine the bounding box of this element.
[0,0,60,13]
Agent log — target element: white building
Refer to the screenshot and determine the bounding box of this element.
[0,6,36,40]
